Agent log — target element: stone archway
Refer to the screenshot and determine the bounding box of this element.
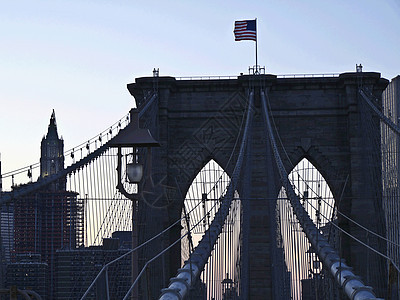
[128,72,389,298]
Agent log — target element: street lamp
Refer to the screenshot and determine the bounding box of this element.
[109,108,160,299]
[126,160,143,184]
[109,108,160,197]
[222,274,235,300]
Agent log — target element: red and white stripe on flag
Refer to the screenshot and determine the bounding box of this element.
[234,20,256,41]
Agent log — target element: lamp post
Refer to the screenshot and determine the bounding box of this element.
[109,108,160,299]
[222,274,235,300]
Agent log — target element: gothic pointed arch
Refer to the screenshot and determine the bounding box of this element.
[277,157,336,300]
[181,159,234,251]
[284,145,348,205]
[180,158,241,298]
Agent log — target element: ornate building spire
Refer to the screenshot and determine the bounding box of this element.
[40,110,65,190]
[46,109,58,140]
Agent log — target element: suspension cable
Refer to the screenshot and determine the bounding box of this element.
[360,88,400,135]
[80,178,213,299]
[158,91,254,300]
[303,195,400,273]
[0,93,158,205]
[268,86,398,253]
[261,89,379,300]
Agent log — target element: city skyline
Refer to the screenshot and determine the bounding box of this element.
[1,0,399,175]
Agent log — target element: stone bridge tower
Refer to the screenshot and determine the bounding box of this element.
[128,72,388,298]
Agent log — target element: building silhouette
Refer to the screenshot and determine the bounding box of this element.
[55,236,131,299]
[6,254,49,299]
[382,75,400,299]
[40,109,65,190]
[8,111,84,299]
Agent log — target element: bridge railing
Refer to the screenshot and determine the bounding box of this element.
[174,73,341,81]
[276,73,340,78]
[175,75,238,80]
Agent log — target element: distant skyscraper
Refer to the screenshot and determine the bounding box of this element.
[0,154,13,289]
[381,75,400,299]
[0,154,2,193]
[0,204,13,263]
[382,76,400,123]
[11,110,84,299]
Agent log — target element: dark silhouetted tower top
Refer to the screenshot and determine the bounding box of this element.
[40,110,65,190]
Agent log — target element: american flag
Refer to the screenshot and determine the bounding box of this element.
[234,19,257,41]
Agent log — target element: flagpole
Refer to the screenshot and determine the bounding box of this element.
[255,18,258,74]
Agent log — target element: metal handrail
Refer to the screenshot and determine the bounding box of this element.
[175,73,341,80]
[175,75,238,80]
[276,73,340,78]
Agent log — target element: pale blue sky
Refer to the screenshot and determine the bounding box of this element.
[1,0,399,174]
